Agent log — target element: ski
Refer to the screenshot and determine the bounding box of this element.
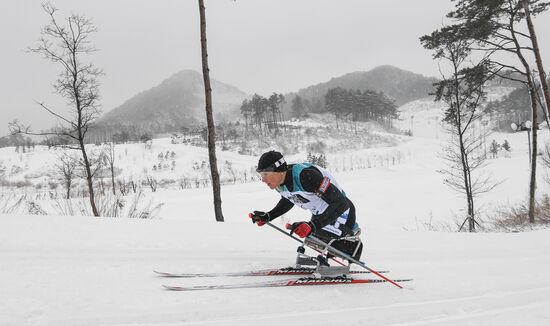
[154,266,388,278]
[162,276,412,291]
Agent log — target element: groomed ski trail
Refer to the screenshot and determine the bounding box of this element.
[153,285,550,325]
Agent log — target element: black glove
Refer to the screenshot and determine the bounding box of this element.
[249,211,270,226]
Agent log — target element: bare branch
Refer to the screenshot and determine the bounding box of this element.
[34,100,74,126]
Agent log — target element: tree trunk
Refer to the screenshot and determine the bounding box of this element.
[452,60,476,232]
[111,164,116,196]
[522,0,550,121]
[198,0,224,222]
[528,82,538,224]
[509,15,538,224]
[75,83,99,216]
[80,141,99,216]
[109,143,116,196]
[459,128,475,231]
[66,181,71,200]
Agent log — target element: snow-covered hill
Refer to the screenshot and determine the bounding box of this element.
[97,70,248,131]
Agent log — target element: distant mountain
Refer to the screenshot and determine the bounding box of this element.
[293,65,438,108]
[97,66,437,135]
[98,70,248,132]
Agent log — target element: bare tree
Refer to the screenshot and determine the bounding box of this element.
[422,26,500,231]
[145,175,158,192]
[11,3,103,216]
[102,142,116,195]
[198,0,224,222]
[117,178,130,196]
[54,152,79,199]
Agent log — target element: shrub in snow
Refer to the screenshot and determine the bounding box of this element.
[502,140,511,152]
[27,201,47,215]
[10,165,23,176]
[489,140,500,158]
[490,196,550,232]
[307,153,327,168]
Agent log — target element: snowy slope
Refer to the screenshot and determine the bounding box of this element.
[1,213,550,325]
[2,98,550,325]
[2,138,550,325]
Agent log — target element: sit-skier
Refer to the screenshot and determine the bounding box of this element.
[249,150,363,277]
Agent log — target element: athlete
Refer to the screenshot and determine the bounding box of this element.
[249,150,363,262]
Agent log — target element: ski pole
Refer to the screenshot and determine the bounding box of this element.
[266,221,404,289]
[304,235,404,289]
[265,221,347,266]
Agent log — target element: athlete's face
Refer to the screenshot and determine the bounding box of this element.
[260,171,285,190]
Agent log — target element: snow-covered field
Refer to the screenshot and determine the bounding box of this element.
[2,102,550,325]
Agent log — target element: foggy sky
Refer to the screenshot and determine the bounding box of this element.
[1,0,549,135]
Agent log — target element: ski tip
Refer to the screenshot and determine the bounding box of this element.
[163,284,184,291]
[154,270,186,278]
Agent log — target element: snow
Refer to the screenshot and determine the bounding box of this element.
[2,213,550,325]
[2,101,550,325]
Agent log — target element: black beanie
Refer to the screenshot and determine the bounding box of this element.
[256,150,287,172]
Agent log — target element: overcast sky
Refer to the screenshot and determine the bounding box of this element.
[1,0,549,135]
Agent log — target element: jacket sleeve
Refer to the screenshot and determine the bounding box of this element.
[299,167,349,229]
[268,197,294,220]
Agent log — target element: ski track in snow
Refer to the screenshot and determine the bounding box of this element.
[63,286,550,326]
